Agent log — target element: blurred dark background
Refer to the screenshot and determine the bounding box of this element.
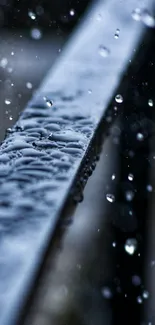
[0,0,90,142]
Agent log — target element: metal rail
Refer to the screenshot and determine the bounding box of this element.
[0,0,154,324]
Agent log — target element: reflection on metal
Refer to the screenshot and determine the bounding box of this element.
[0,0,154,324]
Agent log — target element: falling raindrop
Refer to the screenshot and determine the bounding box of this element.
[143,290,149,299]
[26,82,33,89]
[112,242,116,247]
[30,28,42,40]
[137,296,143,304]
[11,51,14,56]
[137,132,144,141]
[70,9,75,16]
[106,193,115,203]
[125,190,134,201]
[5,99,11,105]
[99,45,110,57]
[146,184,153,192]
[115,94,123,103]
[148,99,154,107]
[114,28,120,39]
[128,173,134,181]
[132,275,141,286]
[28,10,36,20]
[101,287,113,299]
[124,238,137,255]
[112,174,116,180]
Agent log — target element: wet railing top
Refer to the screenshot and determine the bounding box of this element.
[0,0,154,324]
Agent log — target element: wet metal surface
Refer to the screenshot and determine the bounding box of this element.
[0,0,154,324]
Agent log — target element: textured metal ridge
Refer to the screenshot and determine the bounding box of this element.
[0,0,154,324]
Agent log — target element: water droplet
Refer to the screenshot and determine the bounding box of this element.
[9,116,13,121]
[70,9,75,16]
[115,94,123,103]
[43,97,54,107]
[132,275,141,286]
[124,238,137,255]
[0,57,8,68]
[106,193,115,203]
[146,184,153,192]
[30,28,42,40]
[137,296,143,304]
[112,242,116,247]
[148,99,153,107]
[26,82,33,89]
[8,67,13,73]
[101,287,113,299]
[5,99,11,105]
[128,173,134,181]
[88,89,92,94]
[96,14,102,21]
[99,45,110,57]
[143,290,149,299]
[132,8,142,21]
[141,10,155,28]
[11,51,14,56]
[28,10,36,20]
[112,174,116,180]
[114,28,120,39]
[137,132,144,141]
[132,8,155,28]
[125,190,134,201]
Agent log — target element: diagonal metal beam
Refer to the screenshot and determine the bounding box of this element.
[0,0,154,324]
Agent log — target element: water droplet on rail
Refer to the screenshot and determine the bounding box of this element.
[96,14,102,21]
[99,45,110,57]
[141,10,155,28]
[124,238,137,255]
[114,28,120,39]
[148,99,153,107]
[115,94,123,103]
[43,97,54,107]
[106,193,115,203]
[132,8,142,21]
